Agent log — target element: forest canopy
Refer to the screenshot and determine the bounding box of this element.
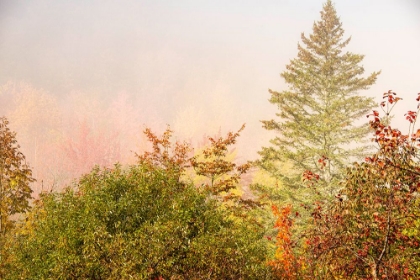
[0,1,419,279]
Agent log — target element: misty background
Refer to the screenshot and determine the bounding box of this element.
[0,0,419,193]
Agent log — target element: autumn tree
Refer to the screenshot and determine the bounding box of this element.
[303,91,420,279]
[0,117,34,235]
[258,0,380,204]
[190,125,256,209]
[268,204,306,279]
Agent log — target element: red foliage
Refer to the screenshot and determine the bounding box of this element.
[301,91,420,279]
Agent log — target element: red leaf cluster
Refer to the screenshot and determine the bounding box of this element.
[298,91,420,279]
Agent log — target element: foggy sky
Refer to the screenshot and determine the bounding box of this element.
[1,0,420,160]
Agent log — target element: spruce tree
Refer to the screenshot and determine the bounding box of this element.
[258,0,380,203]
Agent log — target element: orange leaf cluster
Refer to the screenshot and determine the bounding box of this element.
[269,205,304,279]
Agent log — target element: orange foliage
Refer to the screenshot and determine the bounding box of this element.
[269,204,304,279]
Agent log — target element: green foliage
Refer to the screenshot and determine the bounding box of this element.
[0,116,34,235]
[0,116,34,278]
[258,0,380,206]
[190,124,257,212]
[251,161,294,204]
[3,139,270,279]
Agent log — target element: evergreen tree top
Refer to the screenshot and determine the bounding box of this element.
[301,0,349,58]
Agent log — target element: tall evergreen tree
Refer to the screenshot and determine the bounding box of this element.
[258,0,380,203]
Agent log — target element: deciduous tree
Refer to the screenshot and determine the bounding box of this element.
[0,117,34,235]
[190,125,253,207]
[269,204,305,279]
[5,137,270,279]
[303,91,420,279]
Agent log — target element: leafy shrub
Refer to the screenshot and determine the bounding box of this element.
[4,163,270,279]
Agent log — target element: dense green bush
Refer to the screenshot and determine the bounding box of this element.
[3,163,270,279]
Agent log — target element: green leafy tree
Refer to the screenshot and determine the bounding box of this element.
[5,166,270,279]
[0,116,34,236]
[258,0,380,204]
[0,116,34,278]
[190,125,257,211]
[4,127,270,279]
